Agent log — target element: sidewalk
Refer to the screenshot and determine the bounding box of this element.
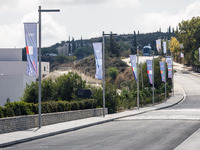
[0,81,185,148]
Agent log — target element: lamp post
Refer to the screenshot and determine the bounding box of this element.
[152,52,154,106]
[38,6,60,128]
[137,46,139,109]
[102,31,117,117]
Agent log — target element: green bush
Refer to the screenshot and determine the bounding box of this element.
[83,99,97,109]
[3,101,33,117]
[107,67,119,80]
[91,83,119,114]
[78,101,85,110]
[54,72,86,101]
[0,106,4,118]
[70,101,79,111]
[21,72,86,103]
[1,99,97,118]
[64,101,71,111]
[22,82,38,103]
[57,101,66,112]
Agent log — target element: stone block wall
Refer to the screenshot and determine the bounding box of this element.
[0,108,107,134]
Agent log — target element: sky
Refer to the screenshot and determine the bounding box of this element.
[0,0,200,48]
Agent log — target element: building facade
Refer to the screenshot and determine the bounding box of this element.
[0,48,49,106]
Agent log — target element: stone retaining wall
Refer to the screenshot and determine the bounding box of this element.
[0,108,107,134]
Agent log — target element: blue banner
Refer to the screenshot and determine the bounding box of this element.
[159,61,166,82]
[163,41,167,54]
[147,60,153,84]
[167,58,172,78]
[93,43,102,80]
[130,55,137,81]
[24,23,37,76]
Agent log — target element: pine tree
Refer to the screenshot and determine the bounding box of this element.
[169,25,171,33]
[172,28,175,33]
[72,37,76,53]
[81,36,83,47]
[131,31,137,54]
[68,36,71,55]
[110,32,114,55]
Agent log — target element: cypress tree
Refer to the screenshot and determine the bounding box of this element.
[131,31,137,54]
[81,36,83,47]
[72,37,76,53]
[68,36,71,55]
[169,25,171,33]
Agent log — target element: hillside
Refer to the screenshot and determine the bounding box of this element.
[39,31,175,61]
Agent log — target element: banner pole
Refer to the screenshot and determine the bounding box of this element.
[165,56,167,101]
[172,54,174,97]
[153,52,154,106]
[38,6,42,128]
[102,31,105,117]
[137,46,139,109]
[141,63,143,89]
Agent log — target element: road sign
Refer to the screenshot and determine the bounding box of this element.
[77,89,93,99]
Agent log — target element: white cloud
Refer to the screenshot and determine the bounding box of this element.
[41,14,68,46]
[41,0,139,7]
[0,10,67,48]
[136,1,200,33]
[0,24,24,48]
[86,31,102,39]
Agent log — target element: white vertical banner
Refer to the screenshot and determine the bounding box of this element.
[93,43,102,80]
[158,39,162,50]
[24,23,38,76]
[156,40,159,51]
[163,41,166,54]
[180,52,184,58]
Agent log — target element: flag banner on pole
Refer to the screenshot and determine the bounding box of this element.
[166,58,172,78]
[163,41,167,54]
[158,39,161,50]
[159,61,166,82]
[146,60,153,84]
[130,55,137,81]
[180,52,184,58]
[24,23,37,76]
[156,39,161,52]
[93,43,102,80]
[156,40,159,51]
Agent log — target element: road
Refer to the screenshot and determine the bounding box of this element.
[2,70,200,150]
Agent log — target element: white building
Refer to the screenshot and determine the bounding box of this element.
[0,48,49,106]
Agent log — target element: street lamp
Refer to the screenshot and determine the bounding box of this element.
[102,31,117,117]
[38,6,60,128]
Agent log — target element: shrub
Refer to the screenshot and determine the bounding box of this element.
[78,101,85,110]
[22,82,38,103]
[91,83,119,114]
[70,101,79,111]
[54,72,86,101]
[1,99,97,118]
[0,106,4,118]
[64,101,71,111]
[107,67,119,80]
[57,101,66,112]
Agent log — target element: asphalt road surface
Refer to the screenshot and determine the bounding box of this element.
[2,70,200,150]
